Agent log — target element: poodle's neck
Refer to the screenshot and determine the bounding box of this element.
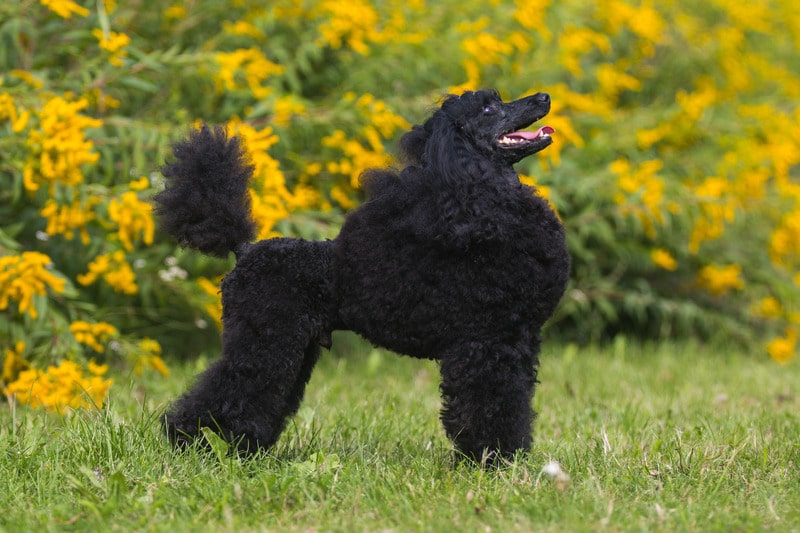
[427,140,520,191]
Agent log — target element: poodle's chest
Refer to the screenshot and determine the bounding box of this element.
[335,189,568,314]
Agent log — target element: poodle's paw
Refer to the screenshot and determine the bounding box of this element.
[456,449,526,468]
[163,409,272,457]
[453,440,531,467]
[163,410,203,449]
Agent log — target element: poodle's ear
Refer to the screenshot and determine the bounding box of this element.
[398,124,430,165]
[400,94,460,166]
[399,106,471,187]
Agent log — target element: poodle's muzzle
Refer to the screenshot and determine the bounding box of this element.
[494,92,554,161]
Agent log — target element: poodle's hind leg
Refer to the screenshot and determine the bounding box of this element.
[165,340,322,455]
[165,239,333,455]
[439,337,540,463]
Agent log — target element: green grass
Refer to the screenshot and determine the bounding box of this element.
[1,338,798,532]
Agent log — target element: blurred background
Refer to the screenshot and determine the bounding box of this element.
[1,0,798,409]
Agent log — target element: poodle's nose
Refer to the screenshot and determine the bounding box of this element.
[534,93,550,104]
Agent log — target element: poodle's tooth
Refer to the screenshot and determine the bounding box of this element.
[498,134,532,145]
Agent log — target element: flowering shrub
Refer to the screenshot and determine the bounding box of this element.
[4,359,112,412]
[0,252,66,319]
[0,0,798,412]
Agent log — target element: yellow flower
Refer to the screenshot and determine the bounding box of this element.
[0,252,66,319]
[597,0,665,54]
[651,249,678,271]
[686,175,738,253]
[330,185,357,210]
[558,27,611,77]
[222,21,265,40]
[637,123,672,149]
[214,48,284,99]
[287,183,321,211]
[461,32,513,67]
[23,96,102,193]
[92,29,130,53]
[695,176,730,199]
[164,5,186,19]
[86,87,121,112]
[766,328,797,365]
[0,93,30,132]
[40,198,98,245]
[92,29,131,67]
[513,0,552,41]
[4,359,113,411]
[751,297,783,320]
[624,3,665,43]
[611,158,666,238]
[78,251,138,295]
[355,95,410,139]
[108,191,155,251]
[551,82,614,118]
[133,338,169,377]
[87,359,109,376]
[134,355,170,377]
[129,177,150,191]
[716,1,773,34]
[225,118,327,237]
[305,162,322,176]
[10,70,44,89]
[323,130,393,189]
[70,321,119,353]
[39,0,89,18]
[696,264,745,296]
[769,209,800,269]
[226,120,288,237]
[2,341,28,385]
[676,79,719,121]
[138,337,162,356]
[319,95,404,193]
[249,193,289,239]
[197,277,222,328]
[272,96,307,128]
[596,63,641,99]
[315,0,383,55]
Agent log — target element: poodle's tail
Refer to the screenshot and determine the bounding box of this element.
[154,126,256,258]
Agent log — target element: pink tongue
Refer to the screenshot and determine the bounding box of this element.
[508,126,555,139]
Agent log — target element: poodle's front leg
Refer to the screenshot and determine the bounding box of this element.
[439,339,539,463]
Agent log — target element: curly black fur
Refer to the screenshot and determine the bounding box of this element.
[155,126,256,258]
[155,90,570,462]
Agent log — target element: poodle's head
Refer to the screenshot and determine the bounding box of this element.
[400,90,554,167]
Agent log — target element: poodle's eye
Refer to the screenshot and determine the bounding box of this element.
[482,105,495,114]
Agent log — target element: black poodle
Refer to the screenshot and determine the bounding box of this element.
[154,90,570,462]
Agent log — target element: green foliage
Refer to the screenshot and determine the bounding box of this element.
[1,0,799,401]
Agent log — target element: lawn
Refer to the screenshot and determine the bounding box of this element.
[1,337,798,532]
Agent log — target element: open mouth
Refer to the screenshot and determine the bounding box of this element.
[497,126,555,148]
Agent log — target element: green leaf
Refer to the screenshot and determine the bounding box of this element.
[200,427,230,461]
